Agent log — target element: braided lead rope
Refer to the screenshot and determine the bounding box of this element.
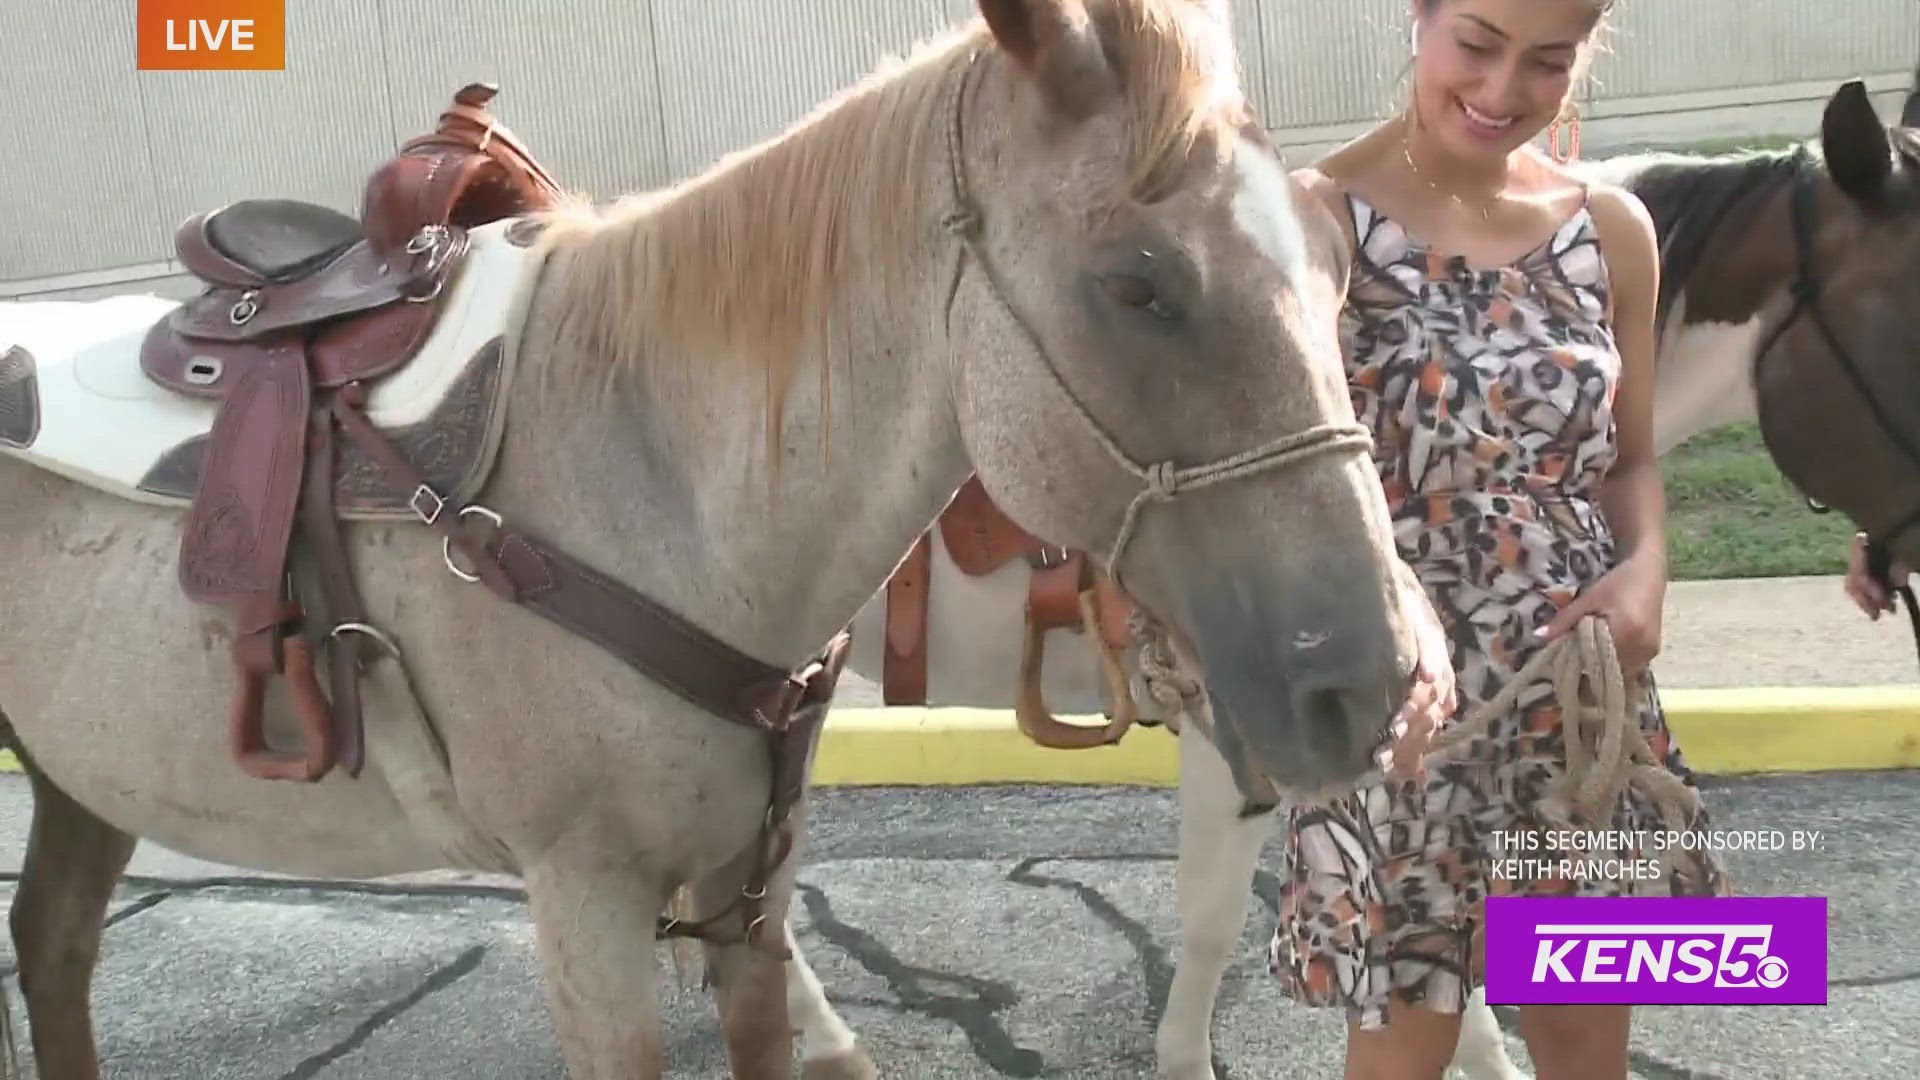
[1130,605,1203,720]
[937,51,1374,583]
[1348,615,1705,877]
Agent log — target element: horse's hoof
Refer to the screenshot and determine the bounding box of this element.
[802,1048,879,1080]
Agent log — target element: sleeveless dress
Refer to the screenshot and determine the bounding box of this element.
[1267,191,1731,1030]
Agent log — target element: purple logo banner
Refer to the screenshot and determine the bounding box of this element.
[1484,896,1827,1005]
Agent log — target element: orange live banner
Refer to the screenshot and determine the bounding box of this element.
[136,0,285,70]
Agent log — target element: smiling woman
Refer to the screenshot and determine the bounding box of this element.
[1266,1,1730,1078]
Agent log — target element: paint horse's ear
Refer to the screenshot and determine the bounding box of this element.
[1822,79,1894,204]
[977,0,1115,120]
[1903,61,1920,128]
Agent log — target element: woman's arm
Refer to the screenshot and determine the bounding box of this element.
[1540,182,1669,674]
[1594,183,1668,574]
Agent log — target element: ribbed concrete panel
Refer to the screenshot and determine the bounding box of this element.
[1592,0,1918,100]
[377,0,673,199]
[650,0,961,181]
[0,1,165,281]
[1256,0,1407,130]
[138,0,392,236]
[3,0,1916,290]
[1224,0,1269,121]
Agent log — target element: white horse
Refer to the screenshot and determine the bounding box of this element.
[827,73,1920,1080]
[0,1,1446,1077]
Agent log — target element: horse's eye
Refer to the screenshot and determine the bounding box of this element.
[1102,273,1177,320]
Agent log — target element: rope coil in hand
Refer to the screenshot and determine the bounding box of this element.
[1134,613,1707,877]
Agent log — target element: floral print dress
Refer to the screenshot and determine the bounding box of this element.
[1267,191,1730,1030]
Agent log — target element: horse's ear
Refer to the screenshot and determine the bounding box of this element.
[1822,79,1893,202]
[977,0,1114,119]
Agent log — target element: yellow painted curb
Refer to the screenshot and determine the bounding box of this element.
[811,687,1920,786]
[5,688,1911,784]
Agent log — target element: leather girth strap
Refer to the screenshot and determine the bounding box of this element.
[326,382,849,953]
[882,533,931,705]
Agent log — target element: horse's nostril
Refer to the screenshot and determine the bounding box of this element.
[1292,681,1361,762]
[1297,685,1346,727]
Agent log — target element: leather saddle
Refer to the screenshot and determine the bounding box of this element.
[139,83,562,783]
[883,475,1144,749]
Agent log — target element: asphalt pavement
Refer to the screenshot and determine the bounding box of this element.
[0,770,1912,1079]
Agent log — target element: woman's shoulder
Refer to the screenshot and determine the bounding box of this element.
[1288,130,1399,257]
[1579,180,1658,253]
[1289,164,1351,221]
[1568,173,1660,305]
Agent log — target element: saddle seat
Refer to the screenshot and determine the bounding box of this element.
[133,82,563,786]
[197,199,364,283]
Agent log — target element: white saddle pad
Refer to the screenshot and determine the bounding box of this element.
[0,218,534,517]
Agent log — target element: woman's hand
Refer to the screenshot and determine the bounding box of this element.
[1844,532,1912,620]
[1381,562,1459,778]
[1537,551,1667,676]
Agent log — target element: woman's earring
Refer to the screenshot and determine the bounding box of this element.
[1547,113,1582,164]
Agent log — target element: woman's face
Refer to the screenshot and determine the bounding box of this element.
[1409,0,1599,161]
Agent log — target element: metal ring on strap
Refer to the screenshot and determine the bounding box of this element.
[442,505,504,582]
[329,621,401,660]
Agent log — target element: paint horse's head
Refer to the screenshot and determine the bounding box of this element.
[1748,73,1920,573]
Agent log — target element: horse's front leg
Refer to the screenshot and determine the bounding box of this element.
[522,852,669,1078]
[1154,714,1274,1080]
[694,784,832,1080]
[1452,988,1527,1080]
[695,866,796,1078]
[786,934,876,1078]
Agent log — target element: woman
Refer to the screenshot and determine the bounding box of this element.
[1270,2,1729,1076]
[1846,533,1912,619]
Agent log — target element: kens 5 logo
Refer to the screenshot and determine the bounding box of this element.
[137,0,285,70]
[1485,896,1827,1005]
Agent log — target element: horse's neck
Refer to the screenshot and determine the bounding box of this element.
[497,215,972,673]
[1643,170,1799,455]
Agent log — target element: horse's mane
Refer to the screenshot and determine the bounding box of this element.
[522,0,1244,452]
[1583,144,1813,330]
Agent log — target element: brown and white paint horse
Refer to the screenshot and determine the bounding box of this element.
[831,72,1920,1080]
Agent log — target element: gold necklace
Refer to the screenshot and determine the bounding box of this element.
[1402,133,1498,222]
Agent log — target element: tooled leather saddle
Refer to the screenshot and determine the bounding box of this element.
[140,83,564,784]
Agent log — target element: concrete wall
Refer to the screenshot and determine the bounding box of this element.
[5,0,1914,298]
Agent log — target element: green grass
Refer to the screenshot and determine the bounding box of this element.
[1662,423,1855,580]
